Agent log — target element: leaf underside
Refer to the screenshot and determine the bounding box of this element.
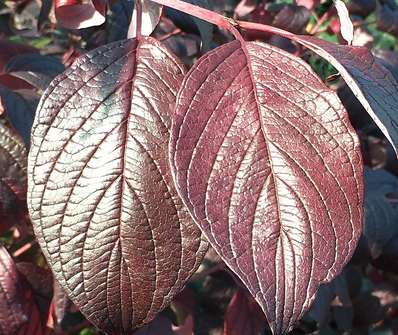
[129,0,163,38]
[28,37,207,334]
[170,40,363,334]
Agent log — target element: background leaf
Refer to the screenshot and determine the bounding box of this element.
[107,0,134,42]
[224,288,265,335]
[363,168,398,258]
[0,85,36,146]
[0,103,28,234]
[165,0,214,51]
[128,0,163,38]
[4,53,65,91]
[0,246,43,335]
[54,0,107,29]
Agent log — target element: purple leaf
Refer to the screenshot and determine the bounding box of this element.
[376,5,398,37]
[248,4,311,35]
[4,53,65,91]
[224,288,266,335]
[0,103,28,233]
[0,246,43,335]
[54,0,107,29]
[372,48,398,83]
[347,0,376,17]
[170,40,363,334]
[0,85,36,146]
[133,315,174,335]
[272,5,311,34]
[0,38,38,72]
[16,262,53,328]
[51,280,74,327]
[165,0,213,51]
[363,168,398,258]
[28,37,207,334]
[291,35,398,154]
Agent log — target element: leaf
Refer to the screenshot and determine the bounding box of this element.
[347,0,376,17]
[363,168,398,258]
[51,279,74,327]
[224,288,266,335]
[272,5,311,34]
[376,5,398,38]
[16,262,53,299]
[371,231,398,274]
[234,0,257,18]
[334,0,353,45]
[170,40,363,334]
[172,315,194,335]
[107,0,134,42]
[54,0,107,29]
[0,101,28,233]
[295,0,320,10]
[4,53,65,91]
[0,246,43,335]
[37,0,53,30]
[16,262,54,327]
[0,38,38,71]
[0,85,36,146]
[0,39,38,90]
[352,26,374,47]
[134,314,174,335]
[327,274,352,332]
[372,49,398,83]
[28,37,208,334]
[290,35,398,154]
[248,4,311,35]
[309,273,351,327]
[0,73,33,91]
[165,0,213,52]
[353,293,384,327]
[128,0,163,38]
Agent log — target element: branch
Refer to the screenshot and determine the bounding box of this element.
[148,0,297,44]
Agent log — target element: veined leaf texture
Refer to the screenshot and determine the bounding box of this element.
[0,111,28,233]
[292,35,398,154]
[170,40,364,334]
[28,37,207,334]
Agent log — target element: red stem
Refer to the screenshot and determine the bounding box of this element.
[237,20,294,39]
[148,0,243,41]
[136,0,143,38]
[148,0,296,42]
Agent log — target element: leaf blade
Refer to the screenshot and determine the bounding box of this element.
[170,40,363,334]
[28,37,207,334]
